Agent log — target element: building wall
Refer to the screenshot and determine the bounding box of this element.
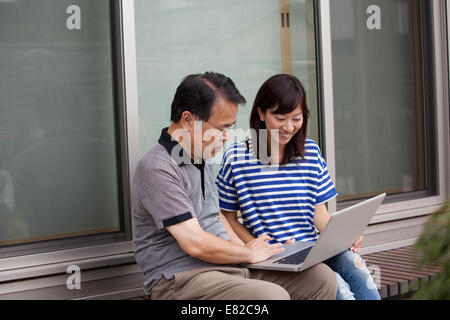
[0,0,448,299]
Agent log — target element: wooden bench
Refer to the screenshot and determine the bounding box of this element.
[362,245,444,299]
[134,245,444,300]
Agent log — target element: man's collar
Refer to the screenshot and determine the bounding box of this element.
[158,127,204,167]
[158,127,180,158]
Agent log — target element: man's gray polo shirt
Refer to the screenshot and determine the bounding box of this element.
[132,127,236,295]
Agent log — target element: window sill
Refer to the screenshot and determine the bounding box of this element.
[0,241,134,283]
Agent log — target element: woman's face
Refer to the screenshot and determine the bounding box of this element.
[257,104,304,147]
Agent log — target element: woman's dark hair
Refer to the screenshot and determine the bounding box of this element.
[249,74,310,165]
[170,72,246,123]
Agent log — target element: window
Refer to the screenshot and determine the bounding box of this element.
[135,0,320,156]
[0,0,128,257]
[329,0,437,203]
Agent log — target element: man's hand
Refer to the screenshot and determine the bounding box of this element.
[350,235,364,254]
[245,235,285,264]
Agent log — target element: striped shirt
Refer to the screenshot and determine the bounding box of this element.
[216,138,338,244]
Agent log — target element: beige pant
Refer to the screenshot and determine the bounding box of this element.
[150,263,337,300]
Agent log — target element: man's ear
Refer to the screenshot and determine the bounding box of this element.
[180,110,194,130]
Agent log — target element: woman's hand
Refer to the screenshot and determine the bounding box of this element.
[350,235,364,254]
[284,239,296,245]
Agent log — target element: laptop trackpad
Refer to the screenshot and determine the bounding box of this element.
[269,241,314,261]
[274,246,313,265]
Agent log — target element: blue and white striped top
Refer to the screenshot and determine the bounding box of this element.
[216,138,338,244]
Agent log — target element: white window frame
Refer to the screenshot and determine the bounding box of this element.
[318,0,449,224]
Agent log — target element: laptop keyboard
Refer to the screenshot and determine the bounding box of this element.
[274,246,313,265]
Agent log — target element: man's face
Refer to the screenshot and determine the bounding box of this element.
[192,98,238,160]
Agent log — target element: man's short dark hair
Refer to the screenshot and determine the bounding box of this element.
[170,72,246,123]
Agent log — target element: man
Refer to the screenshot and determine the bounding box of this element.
[132,72,337,300]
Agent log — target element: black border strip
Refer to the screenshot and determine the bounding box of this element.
[162,212,194,228]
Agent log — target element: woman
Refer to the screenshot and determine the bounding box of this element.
[216,74,380,300]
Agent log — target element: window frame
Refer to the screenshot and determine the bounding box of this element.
[0,0,139,280]
[317,0,449,223]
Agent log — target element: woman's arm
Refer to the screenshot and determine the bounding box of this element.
[221,210,256,244]
[313,203,363,253]
[313,203,331,233]
[219,212,246,245]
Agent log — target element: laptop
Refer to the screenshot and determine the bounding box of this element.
[246,193,386,272]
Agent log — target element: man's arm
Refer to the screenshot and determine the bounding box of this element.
[221,210,256,244]
[166,218,283,264]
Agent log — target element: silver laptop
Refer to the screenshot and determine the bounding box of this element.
[246,193,386,272]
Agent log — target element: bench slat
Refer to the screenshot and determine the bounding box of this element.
[362,245,443,299]
[364,257,441,277]
[365,253,443,273]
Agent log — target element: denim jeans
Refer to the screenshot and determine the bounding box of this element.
[324,250,381,300]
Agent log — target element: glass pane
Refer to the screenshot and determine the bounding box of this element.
[330,0,433,200]
[0,0,120,246]
[135,0,319,158]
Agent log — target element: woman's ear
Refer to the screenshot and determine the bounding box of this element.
[257,107,265,122]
